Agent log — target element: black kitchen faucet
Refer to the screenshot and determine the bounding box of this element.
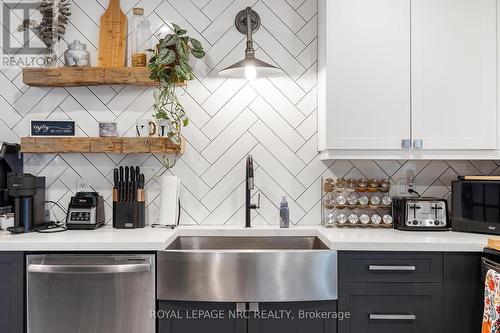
[245,155,260,228]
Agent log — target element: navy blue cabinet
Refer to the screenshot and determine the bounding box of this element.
[338,252,482,333]
[158,301,245,333]
[248,301,337,333]
[443,253,482,333]
[0,252,24,333]
[158,301,337,333]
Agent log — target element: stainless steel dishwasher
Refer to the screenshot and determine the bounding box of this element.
[27,254,155,333]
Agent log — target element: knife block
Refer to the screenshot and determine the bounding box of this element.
[112,189,145,229]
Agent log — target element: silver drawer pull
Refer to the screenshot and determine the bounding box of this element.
[27,263,151,274]
[368,265,416,271]
[369,314,416,321]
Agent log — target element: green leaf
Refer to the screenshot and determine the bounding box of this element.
[171,23,181,32]
[158,49,176,65]
[176,29,187,36]
[161,34,177,47]
[179,58,192,73]
[175,65,187,80]
[191,49,205,59]
[171,23,187,36]
[190,38,203,51]
[175,40,187,60]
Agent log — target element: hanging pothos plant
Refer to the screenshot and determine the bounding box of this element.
[148,23,206,169]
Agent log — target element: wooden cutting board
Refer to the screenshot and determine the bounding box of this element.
[488,238,500,251]
[98,0,127,67]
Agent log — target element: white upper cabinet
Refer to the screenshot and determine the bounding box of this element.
[318,0,411,152]
[411,0,497,150]
[319,0,499,159]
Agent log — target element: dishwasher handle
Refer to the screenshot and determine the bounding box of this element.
[27,263,151,274]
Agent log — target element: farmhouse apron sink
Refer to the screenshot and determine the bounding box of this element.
[157,236,337,302]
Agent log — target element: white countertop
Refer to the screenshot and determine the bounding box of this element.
[0,225,493,252]
[319,227,492,252]
[0,227,178,251]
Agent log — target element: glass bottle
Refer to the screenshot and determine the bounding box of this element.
[130,8,151,67]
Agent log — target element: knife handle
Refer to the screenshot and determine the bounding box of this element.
[133,182,138,201]
[113,169,119,188]
[138,174,145,189]
[119,181,124,202]
[125,166,129,182]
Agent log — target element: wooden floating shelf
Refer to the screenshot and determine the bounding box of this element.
[22,67,185,87]
[21,137,184,154]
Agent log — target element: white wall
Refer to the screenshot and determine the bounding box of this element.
[1,0,498,226]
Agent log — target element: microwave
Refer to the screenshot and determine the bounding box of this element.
[452,178,500,235]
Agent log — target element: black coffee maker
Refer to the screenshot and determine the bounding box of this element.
[0,143,22,214]
[7,174,46,234]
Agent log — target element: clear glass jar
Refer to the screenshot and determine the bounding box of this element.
[130,8,151,67]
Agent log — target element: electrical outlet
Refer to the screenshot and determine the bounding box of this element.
[395,178,408,195]
[395,171,416,195]
[408,179,415,192]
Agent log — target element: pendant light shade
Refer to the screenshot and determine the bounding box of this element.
[220,57,281,80]
[219,7,282,80]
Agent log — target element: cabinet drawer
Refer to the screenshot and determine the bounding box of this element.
[338,283,443,333]
[339,252,443,283]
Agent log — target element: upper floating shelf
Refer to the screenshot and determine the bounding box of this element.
[22,67,184,87]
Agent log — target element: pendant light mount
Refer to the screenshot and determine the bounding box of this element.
[235,8,261,35]
[219,7,282,80]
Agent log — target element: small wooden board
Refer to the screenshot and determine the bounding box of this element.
[98,0,127,67]
[487,238,500,251]
[458,176,500,181]
[21,137,184,154]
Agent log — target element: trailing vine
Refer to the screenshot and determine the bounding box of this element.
[148,23,205,170]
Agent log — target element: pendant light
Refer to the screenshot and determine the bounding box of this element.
[219,7,282,80]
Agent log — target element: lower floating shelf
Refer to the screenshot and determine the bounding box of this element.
[21,137,184,154]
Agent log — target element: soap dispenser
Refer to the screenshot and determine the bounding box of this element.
[280,196,290,228]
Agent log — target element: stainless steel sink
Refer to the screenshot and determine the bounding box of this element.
[157,236,337,302]
[166,236,329,250]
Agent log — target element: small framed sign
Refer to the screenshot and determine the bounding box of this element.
[30,120,76,137]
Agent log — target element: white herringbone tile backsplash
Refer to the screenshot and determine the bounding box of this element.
[2,0,500,226]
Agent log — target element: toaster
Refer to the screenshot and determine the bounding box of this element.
[392,197,450,231]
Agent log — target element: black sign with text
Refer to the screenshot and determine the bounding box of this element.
[31,120,75,136]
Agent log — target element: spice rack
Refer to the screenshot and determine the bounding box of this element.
[321,177,393,228]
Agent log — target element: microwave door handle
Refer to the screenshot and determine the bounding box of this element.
[27,263,151,274]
